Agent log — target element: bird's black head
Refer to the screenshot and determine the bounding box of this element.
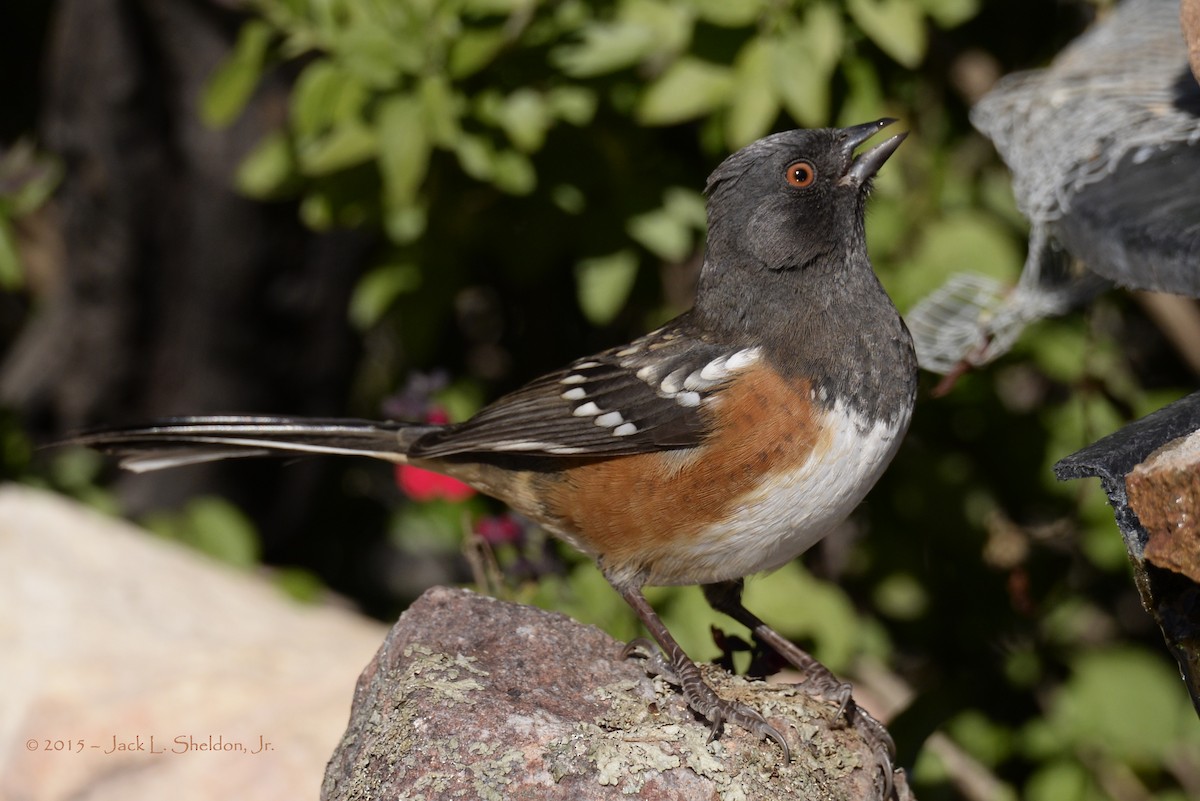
[693,120,906,340]
[702,119,905,273]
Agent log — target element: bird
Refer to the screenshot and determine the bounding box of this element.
[67,119,916,794]
[909,0,1200,376]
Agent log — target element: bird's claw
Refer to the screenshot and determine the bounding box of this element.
[621,637,678,683]
[621,638,792,763]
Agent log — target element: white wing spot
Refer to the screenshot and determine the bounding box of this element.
[560,374,587,385]
[660,367,689,395]
[725,348,760,371]
[613,422,638,436]
[676,391,701,407]
[699,355,729,381]
[546,445,587,455]
[594,411,625,427]
[616,345,640,357]
[574,361,601,369]
[683,369,713,391]
[561,387,587,401]
[572,401,602,417]
[635,365,656,382]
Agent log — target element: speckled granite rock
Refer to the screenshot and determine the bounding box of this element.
[321,586,910,801]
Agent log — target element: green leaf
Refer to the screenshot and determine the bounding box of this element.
[650,586,732,661]
[455,134,495,181]
[725,38,777,148]
[449,27,509,78]
[291,61,370,137]
[0,218,21,290]
[143,497,260,569]
[235,131,298,199]
[551,184,586,215]
[1024,759,1089,801]
[498,89,551,153]
[637,57,734,126]
[461,0,531,12]
[272,567,326,603]
[945,710,1014,768]
[772,0,846,125]
[663,186,707,226]
[490,149,537,195]
[575,250,639,325]
[186,497,261,568]
[772,40,828,127]
[297,121,378,175]
[553,21,660,77]
[804,3,846,70]
[349,262,423,329]
[555,0,693,77]
[300,191,334,230]
[419,74,462,146]
[685,0,763,28]
[872,571,929,620]
[546,86,598,126]
[838,55,886,127]
[1049,647,1198,764]
[376,94,431,208]
[847,0,927,68]
[526,565,639,643]
[0,141,62,216]
[743,562,860,670]
[201,20,273,127]
[1022,319,1089,384]
[918,0,981,28]
[890,211,1022,311]
[383,202,428,244]
[626,187,705,262]
[333,22,413,87]
[628,207,691,263]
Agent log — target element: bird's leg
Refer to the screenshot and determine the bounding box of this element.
[702,580,854,707]
[703,579,897,799]
[611,578,791,761]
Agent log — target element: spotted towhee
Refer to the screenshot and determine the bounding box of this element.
[69,119,916,795]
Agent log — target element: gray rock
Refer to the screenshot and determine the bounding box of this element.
[322,586,908,801]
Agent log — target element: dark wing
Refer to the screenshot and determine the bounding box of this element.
[408,316,763,460]
[1057,141,1200,297]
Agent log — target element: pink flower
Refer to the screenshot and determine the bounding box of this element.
[474,514,524,546]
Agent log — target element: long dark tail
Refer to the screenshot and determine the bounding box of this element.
[64,416,437,473]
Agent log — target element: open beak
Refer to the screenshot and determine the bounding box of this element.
[839,118,907,188]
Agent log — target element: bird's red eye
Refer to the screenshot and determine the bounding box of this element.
[785,161,815,188]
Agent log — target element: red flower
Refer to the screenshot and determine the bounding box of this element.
[393,404,476,501]
[395,465,476,502]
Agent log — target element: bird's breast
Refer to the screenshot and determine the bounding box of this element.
[659,397,910,586]
[541,365,911,588]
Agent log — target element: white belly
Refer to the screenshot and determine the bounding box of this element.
[646,399,909,586]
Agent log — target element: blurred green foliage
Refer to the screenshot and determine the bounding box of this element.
[3,0,1197,798]
[198,0,996,348]
[0,140,60,289]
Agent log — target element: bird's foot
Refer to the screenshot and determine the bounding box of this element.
[746,634,896,798]
[849,703,897,800]
[622,638,791,762]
